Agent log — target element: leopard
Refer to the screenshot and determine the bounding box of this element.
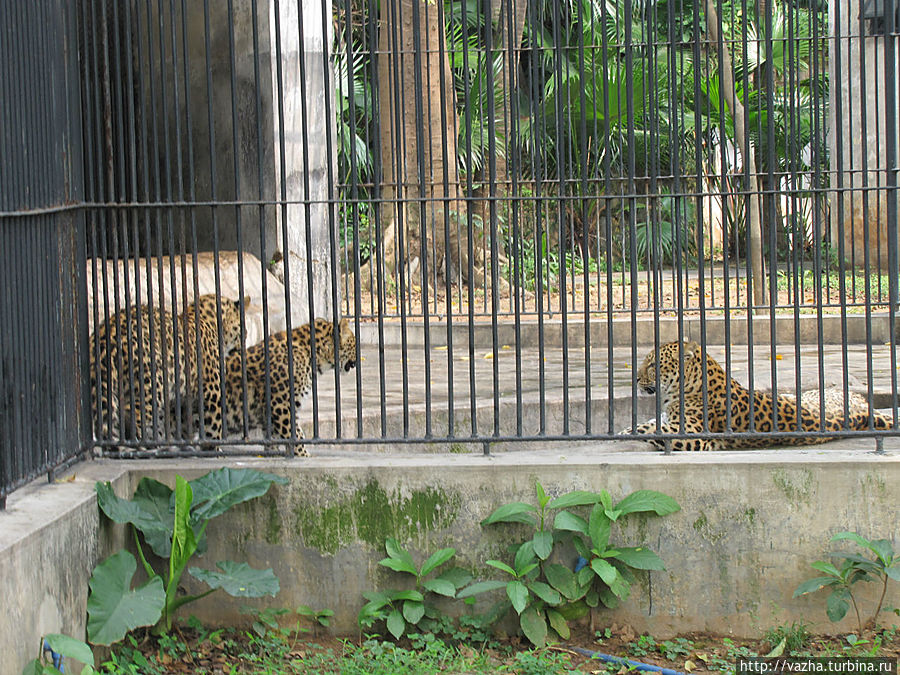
[90,294,248,444]
[620,340,891,451]
[223,317,357,456]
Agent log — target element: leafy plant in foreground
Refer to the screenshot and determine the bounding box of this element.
[460,482,680,646]
[22,634,97,675]
[357,538,472,639]
[90,468,287,643]
[794,531,900,634]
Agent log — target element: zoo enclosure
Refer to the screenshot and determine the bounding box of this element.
[2,0,900,500]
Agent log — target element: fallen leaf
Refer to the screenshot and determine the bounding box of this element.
[685,659,697,672]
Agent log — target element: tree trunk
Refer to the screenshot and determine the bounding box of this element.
[706,0,766,306]
[377,0,468,287]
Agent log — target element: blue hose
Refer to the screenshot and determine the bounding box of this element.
[43,640,64,673]
[565,645,687,675]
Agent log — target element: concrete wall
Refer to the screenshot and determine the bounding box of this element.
[5,449,899,672]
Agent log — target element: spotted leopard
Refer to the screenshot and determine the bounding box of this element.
[90,294,247,444]
[621,340,891,451]
[223,318,357,456]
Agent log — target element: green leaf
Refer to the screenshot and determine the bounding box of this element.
[608,572,632,600]
[588,505,611,551]
[402,600,425,624]
[485,559,517,577]
[794,576,840,597]
[519,605,548,647]
[885,563,900,582]
[546,608,570,639]
[43,634,95,667]
[86,551,164,645]
[585,587,601,608]
[507,580,529,614]
[831,531,872,550]
[166,476,198,625]
[527,581,561,606]
[386,589,425,602]
[95,479,174,558]
[481,502,537,526]
[514,541,538,574]
[456,580,508,598]
[545,563,580,601]
[436,566,473,590]
[189,561,280,597]
[599,490,613,511]
[590,558,618,585]
[615,490,681,517]
[422,578,457,597]
[379,557,418,576]
[868,539,895,566]
[535,481,549,508]
[190,468,288,522]
[612,547,666,571]
[553,510,589,535]
[420,548,456,577]
[826,588,850,622]
[573,536,590,559]
[21,659,44,675]
[386,609,405,639]
[810,561,842,577]
[547,491,603,509]
[533,531,553,560]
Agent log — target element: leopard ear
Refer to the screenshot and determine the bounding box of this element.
[339,317,349,331]
[683,340,702,360]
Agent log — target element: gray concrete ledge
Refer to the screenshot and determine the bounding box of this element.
[5,444,900,672]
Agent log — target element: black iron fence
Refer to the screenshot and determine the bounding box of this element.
[2,0,899,497]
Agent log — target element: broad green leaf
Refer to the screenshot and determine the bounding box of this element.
[514,541,537,573]
[554,510,589,535]
[436,566,473,590]
[527,581,561,605]
[43,634,94,667]
[573,536,590,559]
[456,580,508,598]
[423,578,457,597]
[519,605,548,647]
[599,490,613,511]
[481,502,537,526]
[402,600,425,624]
[379,557,418,576]
[535,481,548,507]
[886,563,900,582]
[166,476,198,622]
[612,547,666,571]
[545,563,580,600]
[831,531,871,550]
[546,608,570,639]
[826,588,850,622]
[21,659,44,675]
[420,547,456,577]
[793,576,839,597]
[507,580,529,614]
[598,586,619,609]
[547,491,603,509]
[608,572,632,600]
[585,587,600,608]
[386,609,405,639]
[591,558,617,585]
[95,480,174,558]
[576,566,593,588]
[190,468,288,522]
[386,589,424,602]
[556,600,590,621]
[588,505,611,551]
[189,561,280,597]
[86,551,164,645]
[810,561,842,577]
[868,539,895,566]
[615,490,681,517]
[361,590,392,605]
[485,559,517,577]
[533,531,553,560]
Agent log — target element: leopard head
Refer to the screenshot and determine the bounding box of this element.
[637,340,706,403]
[313,318,357,373]
[337,318,357,372]
[190,294,249,354]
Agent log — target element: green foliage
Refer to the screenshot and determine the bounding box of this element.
[23,634,97,675]
[357,539,472,640]
[462,482,679,646]
[794,531,900,634]
[91,468,286,642]
[764,621,812,655]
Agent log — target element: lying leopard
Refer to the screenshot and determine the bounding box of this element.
[223,318,357,456]
[621,340,891,451]
[90,294,247,444]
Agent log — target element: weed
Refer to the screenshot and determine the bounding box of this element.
[764,621,811,654]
